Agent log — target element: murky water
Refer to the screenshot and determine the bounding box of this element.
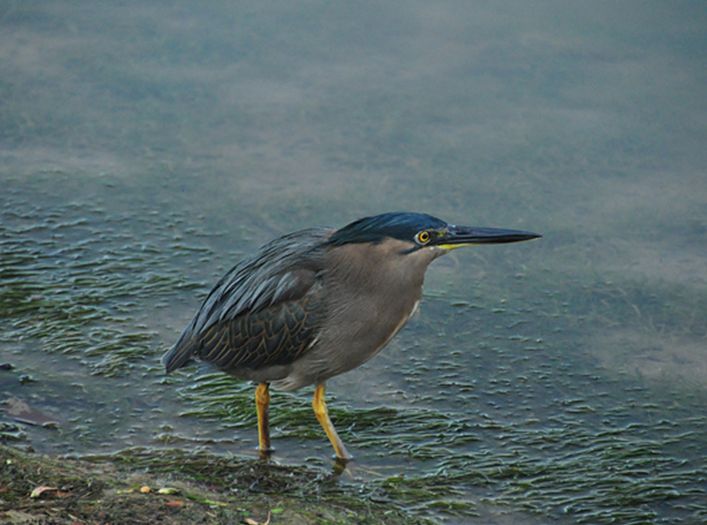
[2,2,706,523]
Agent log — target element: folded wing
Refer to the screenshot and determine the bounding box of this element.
[162,228,329,374]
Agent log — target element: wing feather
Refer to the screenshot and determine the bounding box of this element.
[162,228,329,373]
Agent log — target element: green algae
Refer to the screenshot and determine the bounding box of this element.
[0,196,206,376]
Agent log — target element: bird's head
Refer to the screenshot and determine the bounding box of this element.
[328,211,541,257]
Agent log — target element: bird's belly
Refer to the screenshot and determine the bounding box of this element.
[278,296,420,390]
[369,298,419,359]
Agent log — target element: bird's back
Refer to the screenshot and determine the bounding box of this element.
[162,227,331,379]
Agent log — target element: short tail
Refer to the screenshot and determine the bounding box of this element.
[161,330,197,373]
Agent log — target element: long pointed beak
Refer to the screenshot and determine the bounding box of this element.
[435,225,541,250]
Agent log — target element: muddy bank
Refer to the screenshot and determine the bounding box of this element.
[0,445,428,524]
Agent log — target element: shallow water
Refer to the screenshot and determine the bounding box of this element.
[1,1,706,523]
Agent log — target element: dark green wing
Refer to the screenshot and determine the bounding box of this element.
[162,228,329,373]
[197,287,323,371]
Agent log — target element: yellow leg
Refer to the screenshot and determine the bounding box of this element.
[312,383,352,461]
[255,382,272,456]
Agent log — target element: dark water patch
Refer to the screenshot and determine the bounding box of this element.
[0,193,210,376]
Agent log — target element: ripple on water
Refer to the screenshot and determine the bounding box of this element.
[1,184,706,523]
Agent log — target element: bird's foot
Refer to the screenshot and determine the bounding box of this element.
[257,446,275,460]
[332,455,353,476]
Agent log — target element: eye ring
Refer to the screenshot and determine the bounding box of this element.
[415,230,431,245]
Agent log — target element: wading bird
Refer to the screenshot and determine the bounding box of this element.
[162,212,540,461]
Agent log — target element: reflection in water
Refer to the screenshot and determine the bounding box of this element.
[1,1,705,523]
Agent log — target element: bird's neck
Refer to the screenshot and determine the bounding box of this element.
[325,240,432,297]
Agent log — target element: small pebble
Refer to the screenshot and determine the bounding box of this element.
[19,375,37,384]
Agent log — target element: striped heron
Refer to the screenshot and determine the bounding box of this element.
[163,212,540,461]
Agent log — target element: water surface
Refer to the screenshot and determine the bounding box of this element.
[1,2,705,523]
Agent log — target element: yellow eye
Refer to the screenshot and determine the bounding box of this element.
[416,230,431,244]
